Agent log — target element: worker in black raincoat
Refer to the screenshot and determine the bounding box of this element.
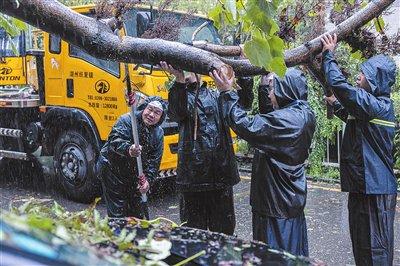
[321,34,397,266]
[99,96,167,218]
[159,61,253,235]
[210,67,316,256]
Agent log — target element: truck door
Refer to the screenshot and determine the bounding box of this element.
[44,34,64,106]
[62,42,126,140]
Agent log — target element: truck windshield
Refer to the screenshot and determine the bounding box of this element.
[0,28,21,57]
[178,17,221,44]
[123,9,221,44]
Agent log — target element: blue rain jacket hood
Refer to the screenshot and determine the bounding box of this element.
[360,54,397,97]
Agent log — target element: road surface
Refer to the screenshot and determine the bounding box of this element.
[0,169,399,265]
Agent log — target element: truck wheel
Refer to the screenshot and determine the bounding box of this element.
[54,130,100,203]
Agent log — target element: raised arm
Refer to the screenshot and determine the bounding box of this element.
[321,34,388,121]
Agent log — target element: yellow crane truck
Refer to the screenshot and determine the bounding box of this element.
[0,5,222,202]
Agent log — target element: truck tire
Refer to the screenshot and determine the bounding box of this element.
[53,130,100,203]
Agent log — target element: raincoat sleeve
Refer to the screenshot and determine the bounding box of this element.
[258,85,274,114]
[332,100,348,122]
[107,117,132,157]
[237,77,254,110]
[219,91,300,154]
[167,82,189,122]
[143,131,164,182]
[323,50,387,121]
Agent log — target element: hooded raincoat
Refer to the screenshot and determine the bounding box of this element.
[168,80,253,192]
[99,96,167,218]
[168,78,253,235]
[218,68,316,256]
[323,51,397,266]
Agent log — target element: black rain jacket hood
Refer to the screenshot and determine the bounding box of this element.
[219,68,316,218]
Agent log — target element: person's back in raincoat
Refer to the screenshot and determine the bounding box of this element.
[321,33,397,266]
[161,61,253,235]
[99,96,167,219]
[215,68,316,256]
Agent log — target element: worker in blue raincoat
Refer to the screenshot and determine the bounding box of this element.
[321,34,397,266]
[159,61,253,235]
[210,67,316,256]
[99,96,167,219]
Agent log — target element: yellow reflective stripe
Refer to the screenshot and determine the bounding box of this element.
[369,119,396,128]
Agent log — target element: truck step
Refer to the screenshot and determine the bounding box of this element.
[0,150,29,160]
[0,128,23,138]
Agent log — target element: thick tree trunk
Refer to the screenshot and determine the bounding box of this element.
[0,0,395,76]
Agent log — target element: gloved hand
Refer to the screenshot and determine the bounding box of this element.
[128,144,142,157]
[126,90,136,106]
[138,174,149,194]
[323,94,337,106]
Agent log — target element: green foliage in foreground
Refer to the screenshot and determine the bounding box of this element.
[1,198,179,265]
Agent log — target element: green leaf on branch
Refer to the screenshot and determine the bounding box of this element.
[374,16,385,34]
[244,32,272,70]
[208,5,224,29]
[12,18,27,31]
[225,0,237,21]
[207,0,286,76]
[333,2,343,13]
[269,35,285,57]
[350,50,363,60]
[270,56,287,77]
[0,15,21,37]
[27,215,55,231]
[244,32,286,77]
[246,0,279,35]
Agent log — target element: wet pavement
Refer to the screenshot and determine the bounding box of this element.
[0,168,399,265]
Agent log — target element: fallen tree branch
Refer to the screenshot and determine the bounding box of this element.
[192,41,242,57]
[0,0,396,76]
[192,0,396,67]
[285,0,395,67]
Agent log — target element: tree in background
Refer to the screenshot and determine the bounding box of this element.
[209,0,399,177]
